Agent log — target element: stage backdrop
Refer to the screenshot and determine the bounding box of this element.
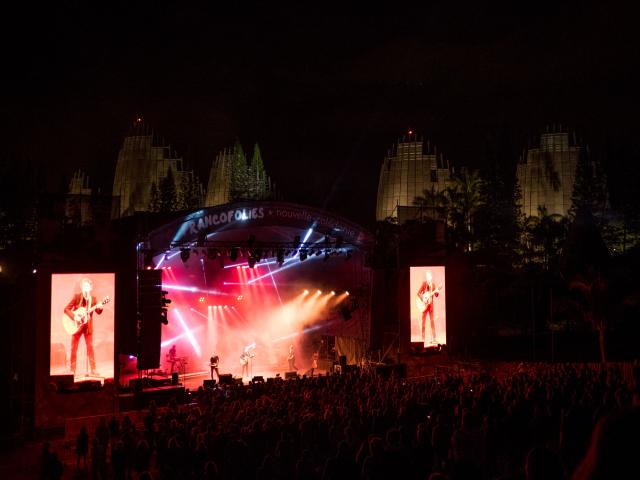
[409,266,446,345]
[50,273,115,381]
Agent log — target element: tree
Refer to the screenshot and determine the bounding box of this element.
[413,185,445,221]
[177,173,202,210]
[229,140,250,201]
[159,167,177,213]
[148,182,160,212]
[569,145,607,223]
[474,165,523,261]
[442,170,485,251]
[523,206,569,270]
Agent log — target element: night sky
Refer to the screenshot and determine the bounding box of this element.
[2,2,639,226]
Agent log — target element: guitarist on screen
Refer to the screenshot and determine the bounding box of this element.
[64,278,104,376]
[416,270,441,345]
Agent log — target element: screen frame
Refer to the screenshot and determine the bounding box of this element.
[49,272,117,384]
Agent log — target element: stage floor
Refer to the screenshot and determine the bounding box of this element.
[179,367,329,390]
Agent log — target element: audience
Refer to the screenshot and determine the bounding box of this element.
[50,363,637,479]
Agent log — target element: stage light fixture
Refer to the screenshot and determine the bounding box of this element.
[331,291,336,295]
[180,248,190,263]
[248,256,257,268]
[230,247,239,261]
[303,289,309,295]
[323,251,330,262]
[277,249,285,265]
[345,291,350,296]
[300,249,308,261]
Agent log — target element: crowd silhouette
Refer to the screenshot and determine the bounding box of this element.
[38,363,640,479]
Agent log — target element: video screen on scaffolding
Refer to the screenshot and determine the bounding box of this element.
[410,266,446,346]
[50,273,115,382]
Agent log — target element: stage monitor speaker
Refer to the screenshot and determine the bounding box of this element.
[218,374,233,385]
[285,371,298,380]
[171,372,179,385]
[203,379,216,389]
[77,380,102,392]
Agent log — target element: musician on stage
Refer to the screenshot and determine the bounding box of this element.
[310,351,319,377]
[210,353,219,381]
[287,344,298,371]
[416,270,439,344]
[64,278,104,376]
[240,346,254,378]
[167,345,177,373]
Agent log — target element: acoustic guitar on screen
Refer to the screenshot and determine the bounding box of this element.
[62,297,110,335]
[416,284,443,313]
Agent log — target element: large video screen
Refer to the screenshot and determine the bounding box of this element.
[50,273,115,382]
[410,266,446,345]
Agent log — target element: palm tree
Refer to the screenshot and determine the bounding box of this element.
[413,185,445,221]
[446,170,485,251]
[524,206,568,269]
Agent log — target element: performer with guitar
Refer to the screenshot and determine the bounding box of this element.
[416,270,442,345]
[63,278,108,376]
[240,344,255,378]
[287,344,297,371]
[210,353,219,381]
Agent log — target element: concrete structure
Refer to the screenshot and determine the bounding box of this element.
[65,170,93,226]
[112,119,201,218]
[376,134,452,222]
[517,130,579,217]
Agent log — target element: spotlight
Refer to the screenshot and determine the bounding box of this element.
[180,248,190,263]
[248,256,257,268]
[316,290,322,295]
[277,249,285,266]
[345,291,350,296]
[303,289,309,295]
[300,249,308,261]
[230,247,239,262]
[237,295,243,301]
[331,291,336,295]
